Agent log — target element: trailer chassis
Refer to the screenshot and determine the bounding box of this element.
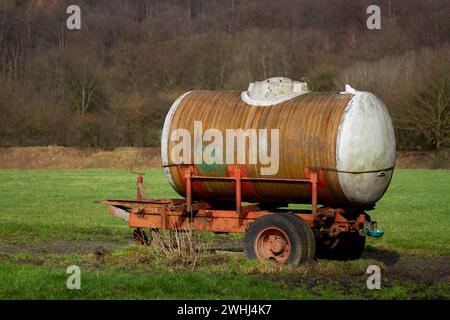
[99,165,382,264]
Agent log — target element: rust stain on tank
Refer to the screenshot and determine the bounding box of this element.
[163,91,353,206]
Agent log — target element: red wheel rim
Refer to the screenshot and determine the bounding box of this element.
[254,227,291,263]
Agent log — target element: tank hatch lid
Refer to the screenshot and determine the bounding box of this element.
[241,77,310,106]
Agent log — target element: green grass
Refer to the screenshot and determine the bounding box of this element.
[0,262,321,300]
[0,170,178,243]
[371,170,450,253]
[0,169,449,299]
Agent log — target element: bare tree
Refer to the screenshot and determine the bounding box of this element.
[406,75,450,150]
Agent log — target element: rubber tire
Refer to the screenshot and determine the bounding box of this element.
[245,214,307,265]
[279,213,316,262]
[315,233,366,260]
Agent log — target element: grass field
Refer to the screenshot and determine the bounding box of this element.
[0,169,448,299]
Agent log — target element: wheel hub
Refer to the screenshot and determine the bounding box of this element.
[270,236,287,253]
[255,228,291,263]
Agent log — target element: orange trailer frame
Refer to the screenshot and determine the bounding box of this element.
[100,165,374,237]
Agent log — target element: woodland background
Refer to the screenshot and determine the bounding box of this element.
[0,0,449,150]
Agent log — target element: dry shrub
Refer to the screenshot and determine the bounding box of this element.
[150,226,211,270]
[84,226,212,270]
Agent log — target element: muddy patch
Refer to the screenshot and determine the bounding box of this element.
[208,240,450,292]
[362,247,450,283]
[0,254,46,266]
[385,253,450,284]
[1,235,448,293]
[0,239,128,256]
[257,249,450,296]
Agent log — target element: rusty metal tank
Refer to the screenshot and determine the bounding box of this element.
[161,77,395,209]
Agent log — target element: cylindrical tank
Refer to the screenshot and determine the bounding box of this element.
[161,78,395,209]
